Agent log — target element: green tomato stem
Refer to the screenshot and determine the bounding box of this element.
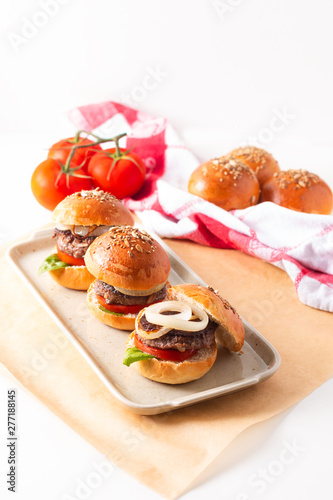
[62,132,127,173]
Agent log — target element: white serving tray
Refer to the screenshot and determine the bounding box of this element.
[6,228,280,415]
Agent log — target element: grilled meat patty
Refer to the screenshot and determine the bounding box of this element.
[137,314,217,351]
[53,229,96,259]
[94,280,167,306]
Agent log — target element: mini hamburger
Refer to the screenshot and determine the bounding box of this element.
[123,284,245,384]
[38,188,134,290]
[84,226,171,330]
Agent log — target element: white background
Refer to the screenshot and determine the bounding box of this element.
[1,0,333,499]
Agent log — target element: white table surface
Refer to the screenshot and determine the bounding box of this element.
[0,130,333,500]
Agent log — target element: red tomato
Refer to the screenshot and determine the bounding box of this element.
[57,248,86,267]
[134,334,198,362]
[97,296,145,315]
[48,137,101,172]
[31,158,94,211]
[88,148,146,199]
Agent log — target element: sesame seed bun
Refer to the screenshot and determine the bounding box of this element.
[188,157,260,211]
[167,284,245,352]
[126,331,218,384]
[48,189,134,291]
[84,226,171,291]
[228,146,280,187]
[87,281,136,330]
[261,170,333,214]
[52,188,134,226]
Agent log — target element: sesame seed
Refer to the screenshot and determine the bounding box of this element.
[274,169,320,189]
[210,156,253,180]
[228,146,277,172]
[74,187,117,202]
[105,226,155,253]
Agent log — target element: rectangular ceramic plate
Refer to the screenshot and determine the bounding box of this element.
[6,228,280,415]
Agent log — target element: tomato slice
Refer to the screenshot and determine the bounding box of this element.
[97,295,145,315]
[134,334,197,362]
[57,248,85,267]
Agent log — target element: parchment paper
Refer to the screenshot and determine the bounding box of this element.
[1,235,333,499]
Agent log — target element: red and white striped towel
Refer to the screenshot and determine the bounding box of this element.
[69,102,333,313]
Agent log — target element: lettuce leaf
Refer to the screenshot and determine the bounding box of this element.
[38,254,70,275]
[123,347,155,366]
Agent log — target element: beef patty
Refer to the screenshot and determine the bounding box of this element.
[137,314,217,351]
[94,280,167,306]
[53,229,96,259]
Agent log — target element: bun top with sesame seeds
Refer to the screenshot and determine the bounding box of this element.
[52,188,135,227]
[227,146,280,187]
[84,226,171,290]
[188,156,260,211]
[261,169,333,214]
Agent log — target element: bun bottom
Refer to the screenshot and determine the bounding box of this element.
[126,332,218,384]
[49,265,94,290]
[87,282,136,330]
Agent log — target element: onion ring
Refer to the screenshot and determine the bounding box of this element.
[135,308,172,339]
[136,323,171,340]
[145,301,208,332]
[145,301,192,325]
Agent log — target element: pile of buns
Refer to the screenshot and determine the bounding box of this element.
[188,146,333,215]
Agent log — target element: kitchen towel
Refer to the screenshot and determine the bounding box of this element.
[69,101,333,313]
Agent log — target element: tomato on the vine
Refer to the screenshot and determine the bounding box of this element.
[48,137,101,172]
[88,148,146,199]
[31,158,94,211]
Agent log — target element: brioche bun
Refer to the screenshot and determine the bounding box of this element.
[46,245,95,290]
[48,189,134,291]
[167,284,245,352]
[126,331,218,384]
[126,284,244,385]
[87,281,136,330]
[228,146,280,186]
[49,265,95,290]
[261,170,333,214]
[188,157,260,211]
[52,188,134,227]
[84,226,171,291]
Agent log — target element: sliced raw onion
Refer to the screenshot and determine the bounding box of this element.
[113,281,166,297]
[55,223,72,231]
[55,224,111,237]
[136,323,171,340]
[89,225,112,236]
[73,225,111,237]
[145,301,208,332]
[73,225,90,236]
[135,309,171,339]
[145,301,192,325]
